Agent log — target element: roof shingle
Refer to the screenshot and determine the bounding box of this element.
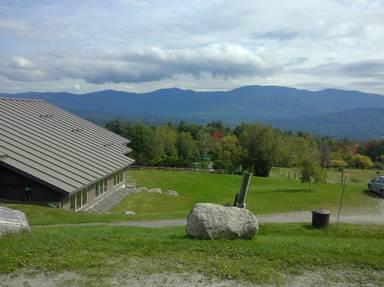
[0,98,134,194]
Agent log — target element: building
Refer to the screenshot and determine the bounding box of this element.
[0,98,134,211]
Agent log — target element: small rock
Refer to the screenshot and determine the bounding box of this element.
[135,187,149,193]
[125,211,136,216]
[0,207,30,237]
[186,203,258,240]
[148,188,162,194]
[164,190,178,196]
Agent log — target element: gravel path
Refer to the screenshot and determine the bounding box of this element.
[39,199,384,228]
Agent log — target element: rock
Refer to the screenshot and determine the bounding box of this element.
[125,210,136,216]
[148,188,162,194]
[135,187,149,193]
[0,207,30,237]
[186,203,258,240]
[164,190,178,196]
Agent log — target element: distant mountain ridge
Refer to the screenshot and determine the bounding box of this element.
[1,85,383,139]
[270,107,384,140]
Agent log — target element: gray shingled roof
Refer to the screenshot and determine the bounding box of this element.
[0,98,134,194]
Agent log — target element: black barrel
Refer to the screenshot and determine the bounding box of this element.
[311,208,330,228]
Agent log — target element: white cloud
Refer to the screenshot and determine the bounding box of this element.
[11,56,34,69]
[0,0,384,94]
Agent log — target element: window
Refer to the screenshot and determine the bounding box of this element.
[82,189,87,205]
[103,178,108,193]
[76,192,82,209]
[99,180,104,194]
[113,170,124,186]
[95,183,99,197]
[70,195,75,210]
[95,178,108,198]
[70,187,89,211]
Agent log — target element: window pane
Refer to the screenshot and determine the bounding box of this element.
[82,190,87,205]
[76,192,81,209]
[70,195,75,210]
[100,181,103,194]
[95,183,99,197]
[104,179,108,192]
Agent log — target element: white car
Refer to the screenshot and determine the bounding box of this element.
[368,176,384,197]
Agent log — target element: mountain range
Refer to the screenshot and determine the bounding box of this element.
[1,85,383,140]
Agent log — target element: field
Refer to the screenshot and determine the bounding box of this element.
[1,169,383,286]
[4,169,377,225]
[111,168,377,220]
[1,224,384,286]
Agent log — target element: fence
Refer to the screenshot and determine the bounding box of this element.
[129,165,235,175]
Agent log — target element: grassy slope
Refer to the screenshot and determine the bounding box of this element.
[3,169,376,225]
[111,169,375,219]
[1,170,383,285]
[1,224,383,285]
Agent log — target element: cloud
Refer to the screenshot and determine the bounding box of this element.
[292,59,384,79]
[11,56,34,69]
[0,44,280,84]
[1,0,384,94]
[0,19,29,31]
[256,30,299,41]
[0,56,47,82]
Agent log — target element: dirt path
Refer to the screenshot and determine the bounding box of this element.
[1,268,383,287]
[38,199,384,228]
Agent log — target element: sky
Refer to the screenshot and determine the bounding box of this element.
[0,0,384,94]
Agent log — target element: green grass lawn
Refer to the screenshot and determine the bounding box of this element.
[2,169,377,225]
[1,224,383,285]
[111,169,376,219]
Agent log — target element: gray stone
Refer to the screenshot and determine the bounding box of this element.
[125,210,136,216]
[135,187,149,193]
[186,203,258,240]
[148,188,162,194]
[86,186,135,214]
[0,207,30,237]
[164,190,178,196]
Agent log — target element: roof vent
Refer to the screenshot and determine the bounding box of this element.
[70,128,83,132]
[103,143,114,147]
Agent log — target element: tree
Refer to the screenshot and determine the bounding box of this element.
[176,131,196,165]
[196,130,215,161]
[329,159,348,169]
[352,154,374,169]
[317,137,333,169]
[122,122,154,165]
[300,159,321,190]
[105,118,123,135]
[151,125,178,166]
[238,123,278,177]
[213,135,243,172]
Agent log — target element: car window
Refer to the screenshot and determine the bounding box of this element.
[380,178,384,183]
[374,177,381,182]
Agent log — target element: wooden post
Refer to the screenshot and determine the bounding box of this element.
[234,172,252,208]
[336,175,347,226]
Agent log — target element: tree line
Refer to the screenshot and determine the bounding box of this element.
[106,119,380,179]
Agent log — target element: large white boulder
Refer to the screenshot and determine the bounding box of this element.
[186,203,258,239]
[0,206,30,237]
